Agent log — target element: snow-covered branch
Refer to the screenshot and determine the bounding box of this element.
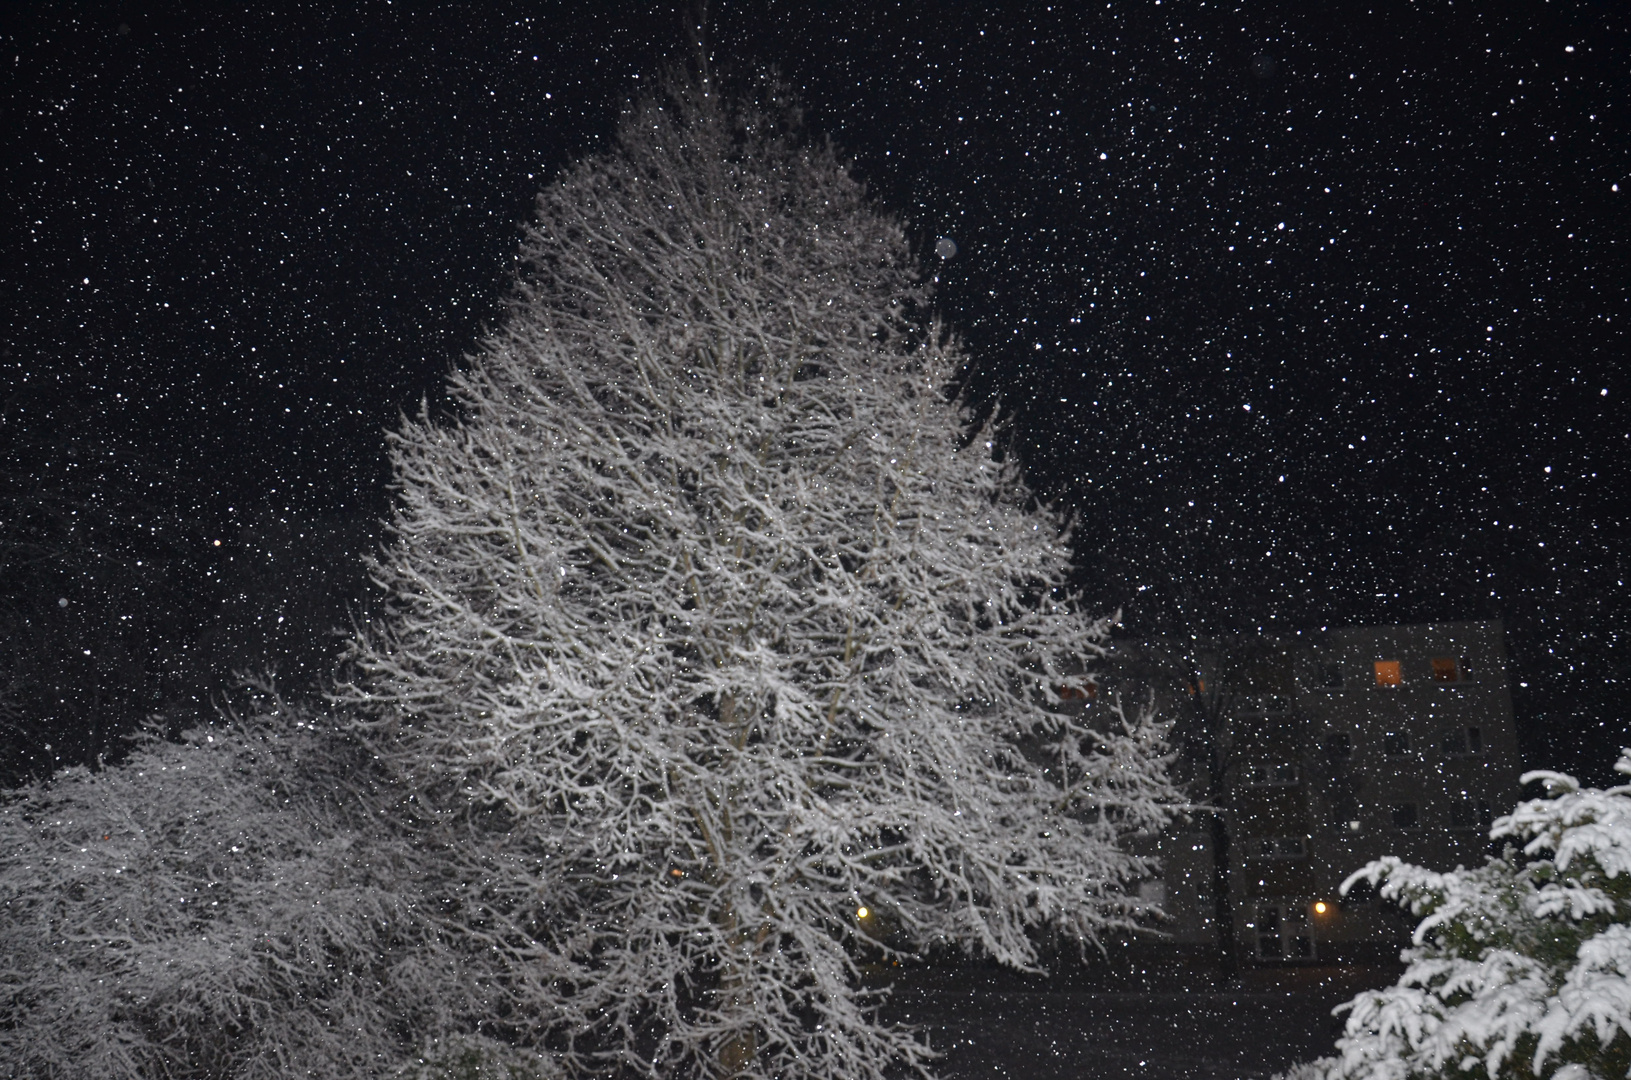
[0,685,549,1079]
[1286,749,1631,1080]
[340,74,1177,1080]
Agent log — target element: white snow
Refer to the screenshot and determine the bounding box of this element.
[1284,749,1631,1080]
[340,75,1177,1080]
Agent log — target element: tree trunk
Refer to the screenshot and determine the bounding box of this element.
[1209,806,1237,980]
[715,904,760,1077]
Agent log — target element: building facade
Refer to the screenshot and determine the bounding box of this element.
[1113,621,1522,967]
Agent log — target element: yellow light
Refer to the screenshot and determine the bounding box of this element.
[856,906,869,920]
[1313,901,1329,914]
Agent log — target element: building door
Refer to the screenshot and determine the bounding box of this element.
[1254,899,1315,960]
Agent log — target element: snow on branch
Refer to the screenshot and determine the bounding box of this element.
[1290,748,1631,1080]
[0,686,541,1079]
[340,73,1178,1080]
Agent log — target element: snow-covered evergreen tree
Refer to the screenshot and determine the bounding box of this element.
[1284,750,1631,1080]
[0,684,545,1080]
[342,74,1176,1080]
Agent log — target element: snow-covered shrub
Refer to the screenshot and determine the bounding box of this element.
[1289,750,1631,1080]
[340,73,1177,1080]
[0,689,502,1080]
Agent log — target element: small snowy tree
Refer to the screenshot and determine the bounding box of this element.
[0,685,541,1080]
[1285,750,1631,1080]
[342,75,1176,1080]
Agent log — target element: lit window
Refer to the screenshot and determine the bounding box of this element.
[1374,660,1402,687]
[1431,657,1464,682]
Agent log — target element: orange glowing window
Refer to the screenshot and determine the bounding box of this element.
[1431,657,1462,682]
[1374,660,1402,687]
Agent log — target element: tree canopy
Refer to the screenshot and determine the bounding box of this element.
[342,74,1176,1080]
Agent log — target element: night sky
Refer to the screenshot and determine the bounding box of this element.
[5,2,1628,781]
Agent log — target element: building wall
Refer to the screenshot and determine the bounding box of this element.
[1127,621,1522,966]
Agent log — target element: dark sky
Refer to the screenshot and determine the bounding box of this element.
[5,2,1628,779]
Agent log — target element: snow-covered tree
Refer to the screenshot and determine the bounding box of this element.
[340,75,1177,1080]
[1285,750,1631,1080]
[0,683,545,1080]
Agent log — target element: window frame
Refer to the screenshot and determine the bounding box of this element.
[1443,724,1485,756]
[1431,656,1468,684]
[1252,899,1316,961]
[1317,662,1345,690]
[1240,762,1301,788]
[1448,798,1493,833]
[1243,835,1308,861]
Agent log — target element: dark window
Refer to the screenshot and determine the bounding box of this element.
[1392,803,1420,830]
[1325,731,1353,759]
[1257,905,1282,958]
[1319,663,1344,688]
[1245,836,1307,860]
[1255,902,1314,960]
[1450,799,1493,832]
[1443,725,1484,755]
[1341,878,1377,909]
[1242,763,1299,787]
[1384,732,1411,756]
